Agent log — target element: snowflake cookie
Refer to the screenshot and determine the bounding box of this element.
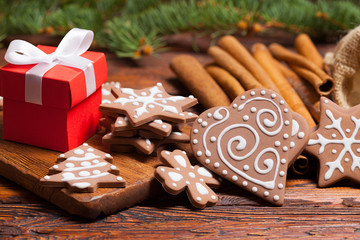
[190,89,310,206]
[40,143,126,193]
[306,97,360,187]
[155,149,221,209]
[99,82,198,127]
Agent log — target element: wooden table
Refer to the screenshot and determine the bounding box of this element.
[1,41,360,239]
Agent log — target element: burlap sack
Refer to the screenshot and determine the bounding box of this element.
[325,26,360,108]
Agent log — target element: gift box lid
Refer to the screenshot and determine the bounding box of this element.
[0,45,107,109]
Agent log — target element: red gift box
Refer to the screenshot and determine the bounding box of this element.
[0,42,107,152]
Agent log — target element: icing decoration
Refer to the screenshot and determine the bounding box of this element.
[99,83,198,126]
[155,150,221,209]
[306,97,360,187]
[40,143,126,192]
[102,82,121,104]
[191,89,310,206]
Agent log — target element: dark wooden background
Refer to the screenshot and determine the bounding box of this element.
[1,35,360,239]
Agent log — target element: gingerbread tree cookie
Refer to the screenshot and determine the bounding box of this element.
[190,89,310,206]
[40,143,126,192]
[99,82,198,126]
[306,97,360,187]
[155,149,221,209]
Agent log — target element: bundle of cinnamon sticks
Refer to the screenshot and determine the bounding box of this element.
[171,33,334,126]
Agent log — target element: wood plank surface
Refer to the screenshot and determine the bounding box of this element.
[0,41,360,238]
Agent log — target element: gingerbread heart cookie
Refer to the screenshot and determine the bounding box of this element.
[306,97,360,187]
[191,89,310,205]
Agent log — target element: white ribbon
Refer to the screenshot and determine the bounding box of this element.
[5,28,97,105]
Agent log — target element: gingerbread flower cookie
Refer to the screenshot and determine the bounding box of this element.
[306,97,360,187]
[40,143,126,192]
[155,150,221,209]
[99,83,198,126]
[191,89,310,206]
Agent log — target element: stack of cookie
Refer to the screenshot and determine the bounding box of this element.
[100,82,198,154]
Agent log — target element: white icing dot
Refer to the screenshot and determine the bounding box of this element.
[232,104,237,108]
[193,129,198,134]
[279,171,285,176]
[74,149,84,155]
[176,168,180,171]
[241,95,245,100]
[161,125,167,129]
[214,162,220,168]
[284,108,289,113]
[200,178,204,182]
[117,177,123,181]
[53,165,59,169]
[264,191,269,197]
[148,104,155,108]
[346,129,351,133]
[132,102,139,106]
[87,148,94,152]
[79,171,90,177]
[186,181,190,185]
[81,161,91,167]
[252,187,258,192]
[205,150,211,157]
[44,175,50,180]
[243,165,249,171]
[172,183,177,187]
[232,176,238,181]
[188,112,194,116]
[117,120,123,125]
[156,82,162,86]
[274,195,280,201]
[260,90,266,95]
[105,153,111,159]
[278,183,284,189]
[275,141,281,147]
[250,91,255,96]
[157,94,163,97]
[211,195,216,200]
[93,170,101,175]
[154,119,163,124]
[192,139,198,144]
[243,115,249,121]
[83,143,89,146]
[207,113,212,118]
[65,163,75,168]
[332,149,337,154]
[165,151,170,155]
[281,159,286,164]
[271,94,276,99]
[283,146,288,152]
[280,100,285,105]
[222,170,228,175]
[133,115,138,119]
[290,142,295,148]
[160,168,165,172]
[161,100,167,104]
[345,158,349,162]
[197,151,202,157]
[189,95,194,99]
[205,159,210,164]
[210,136,216,142]
[110,165,117,170]
[332,133,336,138]
[196,197,201,202]
[283,134,289,139]
[242,181,248,186]
[93,160,99,164]
[298,132,305,138]
[197,118,203,123]
[324,99,329,103]
[59,154,65,158]
[129,96,135,99]
[141,92,147,96]
[250,107,256,113]
[202,121,208,127]
[284,120,290,126]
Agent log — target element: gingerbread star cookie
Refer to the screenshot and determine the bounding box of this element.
[40,143,126,193]
[190,89,310,206]
[306,97,360,187]
[99,82,198,126]
[155,150,221,209]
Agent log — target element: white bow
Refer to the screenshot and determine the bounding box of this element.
[5,28,96,105]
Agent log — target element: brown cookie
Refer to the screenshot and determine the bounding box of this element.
[191,89,310,206]
[103,131,190,155]
[155,149,221,209]
[102,81,121,104]
[40,143,126,193]
[306,97,360,187]
[139,129,165,139]
[99,83,198,126]
[0,96,3,110]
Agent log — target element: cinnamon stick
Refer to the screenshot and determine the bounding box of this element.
[170,54,231,109]
[269,43,334,96]
[294,34,324,69]
[274,60,321,122]
[205,64,245,100]
[218,35,279,91]
[251,43,316,127]
[208,46,263,90]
